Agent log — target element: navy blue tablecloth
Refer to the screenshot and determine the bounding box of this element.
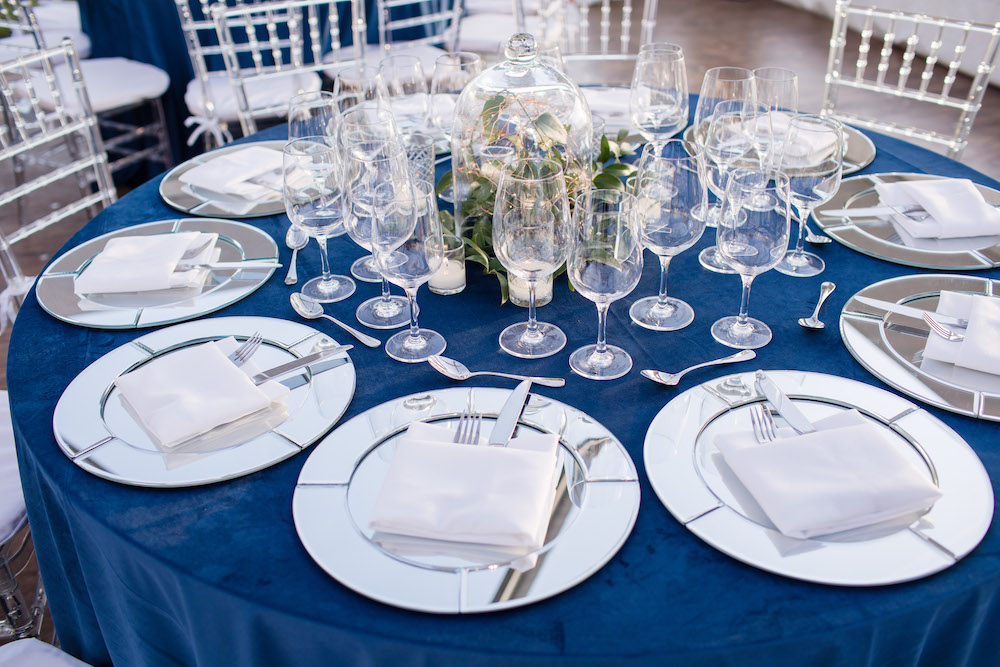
[10,123,1000,665]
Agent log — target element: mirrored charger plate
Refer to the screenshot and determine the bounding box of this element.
[53,316,355,488]
[813,173,1000,270]
[36,218,278,329]
[841,273,1000,420]
[159,140,286,218]
[681,123,876,175]
[293,387,640,613]
[644,369,993,586]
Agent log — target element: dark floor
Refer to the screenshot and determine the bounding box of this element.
[2,0,999,654]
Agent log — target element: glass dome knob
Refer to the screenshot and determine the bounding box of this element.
[504,33,537,63]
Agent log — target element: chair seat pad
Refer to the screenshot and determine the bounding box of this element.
[184,71,322,123]
[457,14,543,54]
[0,390,26,545]
[0,29,92,61]
[31,1,83,32]
[0,638,92,666]
[22,58,170,114]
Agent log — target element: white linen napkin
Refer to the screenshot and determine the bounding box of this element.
[114,337,289,449]
[874,179,1000,239]
[74,232,219,295]
[178,145,283,201]
[715,410,941,539]
[922,291,1000,375]
[583,86,631,129]
[368,421,560,549]
[774,112,840,167]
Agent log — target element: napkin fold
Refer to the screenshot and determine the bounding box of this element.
[584,86,631,128]
[179,145,283,201]
[715,410,941,539]
[774,112,840,167]
[368,421,560,550]
[874,179,1000,239]
[74,232,219,295]
[114,337,289,449]
[922,291,1000,375]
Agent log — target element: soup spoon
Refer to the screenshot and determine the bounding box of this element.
[284,226,308,286]
[642,350,756,386]
[428,355,565,387]
[290,293,381,348]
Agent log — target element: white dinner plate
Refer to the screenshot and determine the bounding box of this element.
[293,387,640,613]
[35,218,278,329]
[644,369,993,586]
[53,316,355,488]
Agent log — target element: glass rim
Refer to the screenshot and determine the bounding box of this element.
[703,66,755,81]
[638,41,684,54]
[752,66,797,82]
[434,51,482,65]
[282,136,335,155]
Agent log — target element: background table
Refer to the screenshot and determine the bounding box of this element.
[10,122,1000,665]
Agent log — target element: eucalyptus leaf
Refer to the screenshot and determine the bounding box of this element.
[535,112,569,145]
[593,173,625,191]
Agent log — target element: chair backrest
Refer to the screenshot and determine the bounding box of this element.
[0,41,117,249]
[0,1,43,46]
[822,0,1000,160]
[211,0,361,136]
[376,0,462,53]
[552,0,658,61]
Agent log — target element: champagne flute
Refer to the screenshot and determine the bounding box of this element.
[629,44,688,146]
[493,158,571,358]
[711,168,791,349]
[751,67,798,171]
[288,90,339,140]
[775,114,843,277]
[568,190,644,380]
[283,137,356,303]
[629,153,707,331]
[372,178,446,362]
[378,54,429,135]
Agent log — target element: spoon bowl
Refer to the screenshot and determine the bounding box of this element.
[284,226,308,286]
[290,293,381,348]
[641,349,756,387]
[427,355,566,388]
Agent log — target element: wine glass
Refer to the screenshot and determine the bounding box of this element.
[492,158,571,358]
[775,114,843,277]
[430,52,482,151]
[711,168,791,349]
[629,138,694,197]
[378,54,429,134]
[283,137,356,303]
[751,67,798,171]
[629,153,707,331]
[568,189,644,380]
[342,137,413,329]
[629,44,688,146]
[333,64,383,114]
[372,178,446,362]
[288,90,339,140]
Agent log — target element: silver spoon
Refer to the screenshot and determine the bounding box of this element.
[798,281,836,330]
[803,218,831,245]
[284,226,308,286]
[428,355,565,388]
[290,293,381,348]
[641,349,756,386]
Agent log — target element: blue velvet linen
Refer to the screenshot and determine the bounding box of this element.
[10,120,1000,665]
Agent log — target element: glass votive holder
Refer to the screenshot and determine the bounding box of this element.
[429,234,466,295]
[508,274,553,308]
[402,132,436,187]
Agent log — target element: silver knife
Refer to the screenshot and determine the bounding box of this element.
[251,345,352,385]
[854,296,967,328]
[753,371,816,435]
[488,379,532,446]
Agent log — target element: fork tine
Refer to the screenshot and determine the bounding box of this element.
[760,406,777,441]
[234,332,263,363]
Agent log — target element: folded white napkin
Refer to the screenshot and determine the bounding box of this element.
[874,179,1000,239]
[922,291,1000,375]
[74,232,219,295]
[368,421,560,549]
[114,337,289,449]
[179,145,283,201]
[715,410,941,539]
[585,86,631,127]
[775,112,840,167]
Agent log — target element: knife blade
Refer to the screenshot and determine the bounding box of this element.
[819,206,896,217]
[854,296,967,328]
[753,370,816,435]
[488,379,532,446]
[251,345,352,385]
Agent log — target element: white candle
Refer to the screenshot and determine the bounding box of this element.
[508,274,552,307]
[429,258,466,294]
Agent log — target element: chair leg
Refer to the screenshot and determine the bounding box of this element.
[0,549,32,639]
[151,97,173,170]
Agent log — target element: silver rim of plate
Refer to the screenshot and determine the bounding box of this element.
[841,273,1000,421]
[813,173,1000,270]
[159,140,286,218]
[293,387,640,614]
[53,316,355,488]
[681,123,876,175]
[36,218,278,329]
[643,370,993,586]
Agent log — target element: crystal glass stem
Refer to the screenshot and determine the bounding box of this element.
[736,274,755,330]
[402,287,424,351]
[792,205,810,254]
[316,237,336,291]
[522,280,543,344]
[593,302,611,361]
[655,255,673,311]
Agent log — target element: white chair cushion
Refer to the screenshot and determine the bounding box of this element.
[323,43,449,79]
[0,638,92,666]
[457,14,543,54]
[464,0,540,15]
[0,390,26,546]
[0,30,91,61]
[183,71,323,123]
[21,58,170,114]
[30,1,83,32]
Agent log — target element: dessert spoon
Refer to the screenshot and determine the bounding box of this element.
[284,226,308,286]
[798,281,836,330]
[290,293,381,348]
[428,355,565,387]
[641,349,756,386]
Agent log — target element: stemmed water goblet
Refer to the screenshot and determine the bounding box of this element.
[751,67,799,171]
[378,54,429,135]
[372,178,446,362]
[775,114,843,277]
[282,137,356,303]
[568,190,644,380]
[629,43,688,147]
[492,158,571,358]
[711,168,791,349]
[629,153,707,331]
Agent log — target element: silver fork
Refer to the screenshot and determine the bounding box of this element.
[750,404,777,443]
[921,312,965,342]
[228,332,263,367]
[452,406,482,445]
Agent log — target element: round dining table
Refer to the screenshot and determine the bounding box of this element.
[10,120,1000,666]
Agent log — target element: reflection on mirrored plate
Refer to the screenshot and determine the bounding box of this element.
[681,123,875,175]
[293,387,639,613]
[159,140,286,218]
[814,173,1000,270]
[53,316,355,488]
[841,273,1000,420]
[644,370,993,586]
[36,218,278,329]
